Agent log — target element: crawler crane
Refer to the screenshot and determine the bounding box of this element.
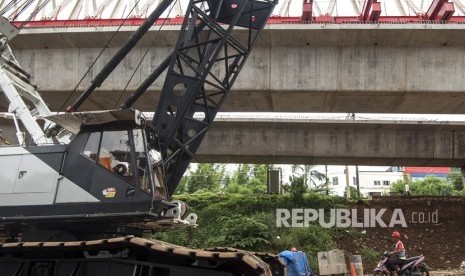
[0,0,285,275]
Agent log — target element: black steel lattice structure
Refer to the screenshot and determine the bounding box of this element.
[152,0,277,196]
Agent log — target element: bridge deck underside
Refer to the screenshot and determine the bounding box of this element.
[1,90,464,114]
[3,25,465,114]
[2,118,465,166]
[196,121,465,166]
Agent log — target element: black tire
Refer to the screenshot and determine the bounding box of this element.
[412,265,429,276]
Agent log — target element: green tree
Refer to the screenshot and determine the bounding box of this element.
[227,164,253,194]
[286,174,307,202]
[343,186,359,199]
[231,164,252,185]
[412,176,453,195]
[226,164,271,194]
[446,170,464,191]
[252,164,272,180]
[248,164,272,193]
[174,164,192,194]
[291,164,325,191]
[186,163,225,193]
[391,176,455,195]
[175,175,189,194]
[390,179,407,194]
[222,174,232,190]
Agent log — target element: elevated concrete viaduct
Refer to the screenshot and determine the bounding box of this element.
[195,119,465,166]
[2,117,465,166]
[4,24,465,114]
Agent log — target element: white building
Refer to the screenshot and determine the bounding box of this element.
[328,168,404,197]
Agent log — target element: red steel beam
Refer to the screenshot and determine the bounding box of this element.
[13,17,185,28]
[368,2,381,22]
[301,0,313,22]
[361,0,374,21]
[13,15,465,28]
[437,2,455,21]
[314,15,334,23]
[361,0,381,22]
[426,0,448,20]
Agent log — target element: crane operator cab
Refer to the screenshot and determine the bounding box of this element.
[77,112,165,198]
[0,109,196,241]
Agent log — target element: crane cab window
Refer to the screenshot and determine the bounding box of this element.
[82,130,136,185]
[99,130,132,177]
[81,128,166,195]
[133,129,167,198]
[82,132,101,161]
[132,129,152,193]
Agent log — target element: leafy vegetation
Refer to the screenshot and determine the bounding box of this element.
[344,186,360,199]
[175,163,330,196]
[360,246,380,263]
[447,169,464,191]
[390,175,463,196]
[160,164,463,271]
[152,193,347,270]
[213,215,271,248]
[175,164,226,194]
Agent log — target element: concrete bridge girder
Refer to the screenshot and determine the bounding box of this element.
[2,118,465,166]
[3,25,465,114]
[195,120,465,166]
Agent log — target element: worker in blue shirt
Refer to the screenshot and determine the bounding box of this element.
[278,247,313,276]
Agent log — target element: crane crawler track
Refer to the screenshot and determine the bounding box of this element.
[0,237,284,276]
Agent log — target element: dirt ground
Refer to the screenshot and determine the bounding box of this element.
[334,196,465,272]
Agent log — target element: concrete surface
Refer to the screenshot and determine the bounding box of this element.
[3,24,465,114]
[3,117,465,166]
[318,250,347,275]
[194,118,465,166]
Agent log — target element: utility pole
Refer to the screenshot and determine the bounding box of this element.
[325,165,329,195]
[345,165,350,199]
[344,113,356,199]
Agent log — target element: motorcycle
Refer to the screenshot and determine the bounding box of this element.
[373,251,430,276]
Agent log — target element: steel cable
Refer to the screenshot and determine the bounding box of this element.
[0,0,21,15]
[57,0,145,113]
[17,0,53,29]
[9,0,35,21]
[113,0,178,109]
